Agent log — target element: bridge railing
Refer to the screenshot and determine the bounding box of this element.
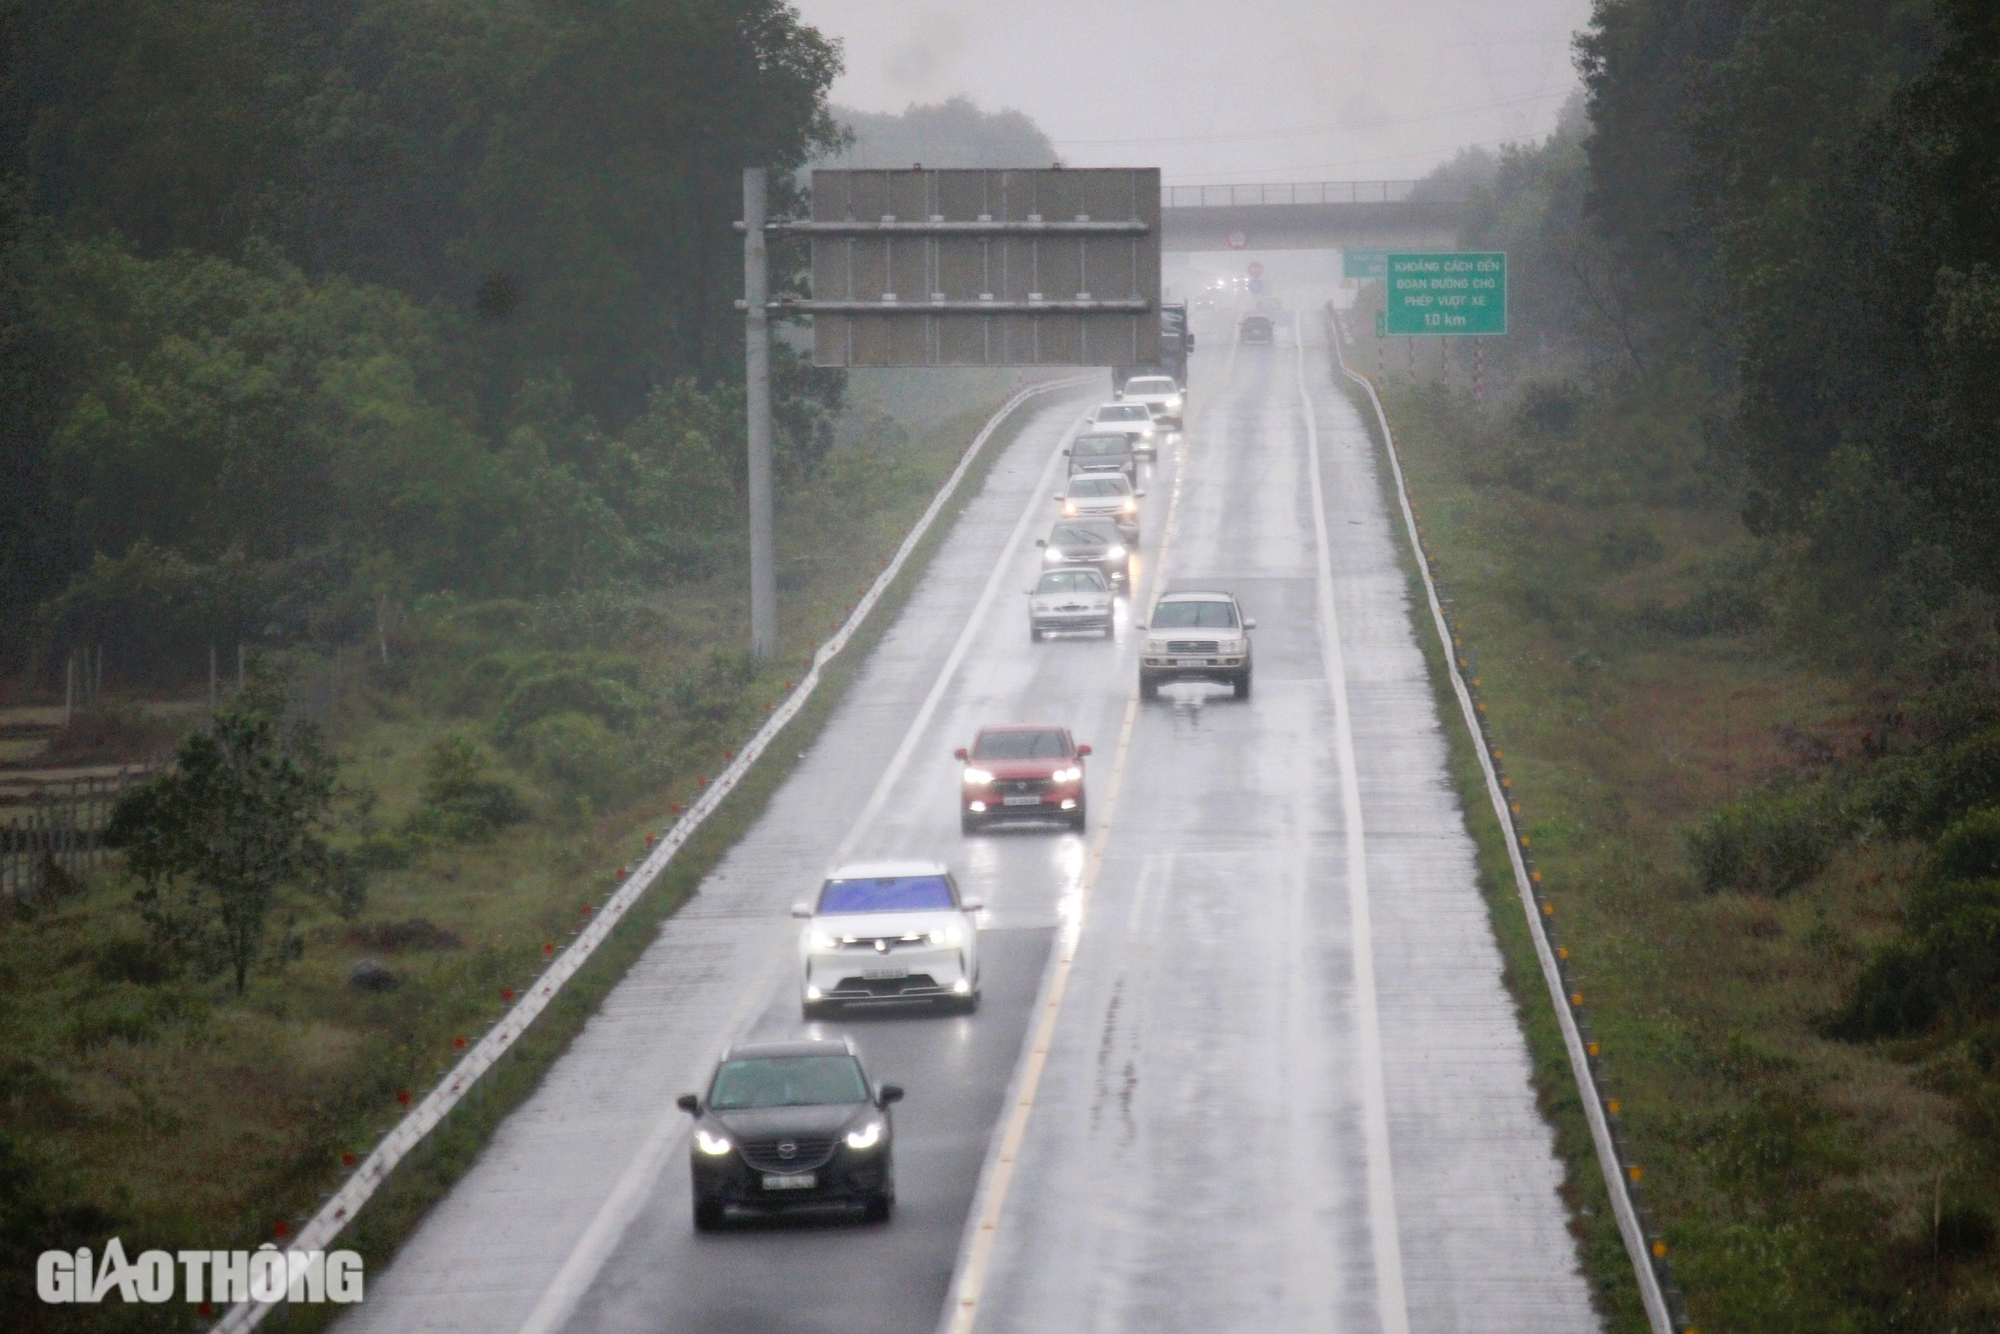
[1161,180,1469,208]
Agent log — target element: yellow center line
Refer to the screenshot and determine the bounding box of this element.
[943,331,1242,1334]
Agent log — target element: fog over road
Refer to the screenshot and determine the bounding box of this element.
[339,307,1595,1334]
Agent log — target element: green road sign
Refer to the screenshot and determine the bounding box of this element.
[1343,248,1388,280]
[1385,252,1506,335]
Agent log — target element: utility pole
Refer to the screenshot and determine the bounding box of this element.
[742,168,778,659]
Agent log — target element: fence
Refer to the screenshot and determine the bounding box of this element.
[0,771,138,907]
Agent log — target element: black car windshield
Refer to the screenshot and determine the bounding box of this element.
[973,729,1069,760]
[1067,476,1128,497]
[1126,379,1176,395]
[818,875,955,913]
[1072,436,1129,456]
[1150,599,1239,629]
[708,1055,869,1109]
[1098,405,1149,421]
[1037,570,1108,594]
[1051,523,1116,546]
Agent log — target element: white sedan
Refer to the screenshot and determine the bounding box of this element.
[1027,567,1114,641]
[794,860,982,1016]
[1089,402,1159,456]
[1118,374,1184,428]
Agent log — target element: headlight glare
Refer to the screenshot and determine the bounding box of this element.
[962,767,994,785]
[695,1128,732,1156]
[809,929,838,949]
[926,923,962,946]
[1044,547,1064,563]
[845,1120,883,1151]
[1051,766,1081,784]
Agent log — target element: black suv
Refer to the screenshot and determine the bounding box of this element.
[1238,314,1274,345]
[678,1038,901,1229]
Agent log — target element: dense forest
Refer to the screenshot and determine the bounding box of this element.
[1465,0,1998,660]
[0,0,849,682]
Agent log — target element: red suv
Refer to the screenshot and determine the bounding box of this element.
[955,725,1091,833]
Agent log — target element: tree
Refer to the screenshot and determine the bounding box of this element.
[107,702,358,992]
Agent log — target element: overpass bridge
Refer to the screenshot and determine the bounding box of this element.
[1161,179,1469,252]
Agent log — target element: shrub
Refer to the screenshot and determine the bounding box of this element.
[1688,784,1849,894]
[492,666,646,745]
[510,711,630,802]
[407,732,527,842]
[1834,811,2000,1039]
[1874,728,2000,838]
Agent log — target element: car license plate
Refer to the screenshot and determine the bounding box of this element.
[762,1173,815,1191]
[1003,794,1041,806]
[863,967,907,980]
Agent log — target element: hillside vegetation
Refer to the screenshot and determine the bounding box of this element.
[0,4,1055,1325]
[1352,2,2000,1329]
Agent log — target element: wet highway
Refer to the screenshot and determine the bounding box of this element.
[340,307,1597,1334]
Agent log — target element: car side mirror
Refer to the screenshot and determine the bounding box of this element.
[1053,493,1064,501]
[1061,448,1071,455]
[1244,618,1258,629]
[1135,489,1148,497]
[676,1094,700,1114]
[954,747,968,760]
[790,902,812,919]
[961,897,985,913]
[878,1084,904,1106]
[1035,539,1047,547]
[1132,621,1146,630]
[1077,744,1093,757]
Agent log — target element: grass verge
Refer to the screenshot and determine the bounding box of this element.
[1341,356,2000,1333]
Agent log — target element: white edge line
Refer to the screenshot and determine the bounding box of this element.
[210,374,1096,1334]
[1295,314,1409,1334]
[933,335,1234,1334]
[1325,307,1675,1334]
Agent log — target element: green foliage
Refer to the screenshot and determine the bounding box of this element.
[406,733,527,844]
[0,0,857,673]
[1688,784,1852,896]
[1836,809,2000,1039]
[105,704,358,992]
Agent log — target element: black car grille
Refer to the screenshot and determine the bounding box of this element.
[739,1136,837,1173]
[996,778,1049,796]
[836,933,926,952]
[1166,640,1220,653]
[831,973,941,997]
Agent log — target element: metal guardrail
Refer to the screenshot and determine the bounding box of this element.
[1325,305,1687,1334]
[1161,180,1470,209]
[209,373,1095,1334]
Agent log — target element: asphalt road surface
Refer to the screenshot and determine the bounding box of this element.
[339,308,1598,1334]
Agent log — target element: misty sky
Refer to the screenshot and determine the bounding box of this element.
[792,0,1593,183]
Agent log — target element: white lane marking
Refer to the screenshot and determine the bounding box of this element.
[941,334,1240,1334]
[511,392,1089,1334]
[831,404,1085,865]
[511,965,782,1334]
[1296,313,1411,1334]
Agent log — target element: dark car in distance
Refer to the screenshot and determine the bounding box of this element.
[1038,517,1131,586]
[1066,432,1138,480]
[1239,314,1274,345]
[678,1038,901,1230]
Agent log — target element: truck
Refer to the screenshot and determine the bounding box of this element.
[1114,301,1192,392]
